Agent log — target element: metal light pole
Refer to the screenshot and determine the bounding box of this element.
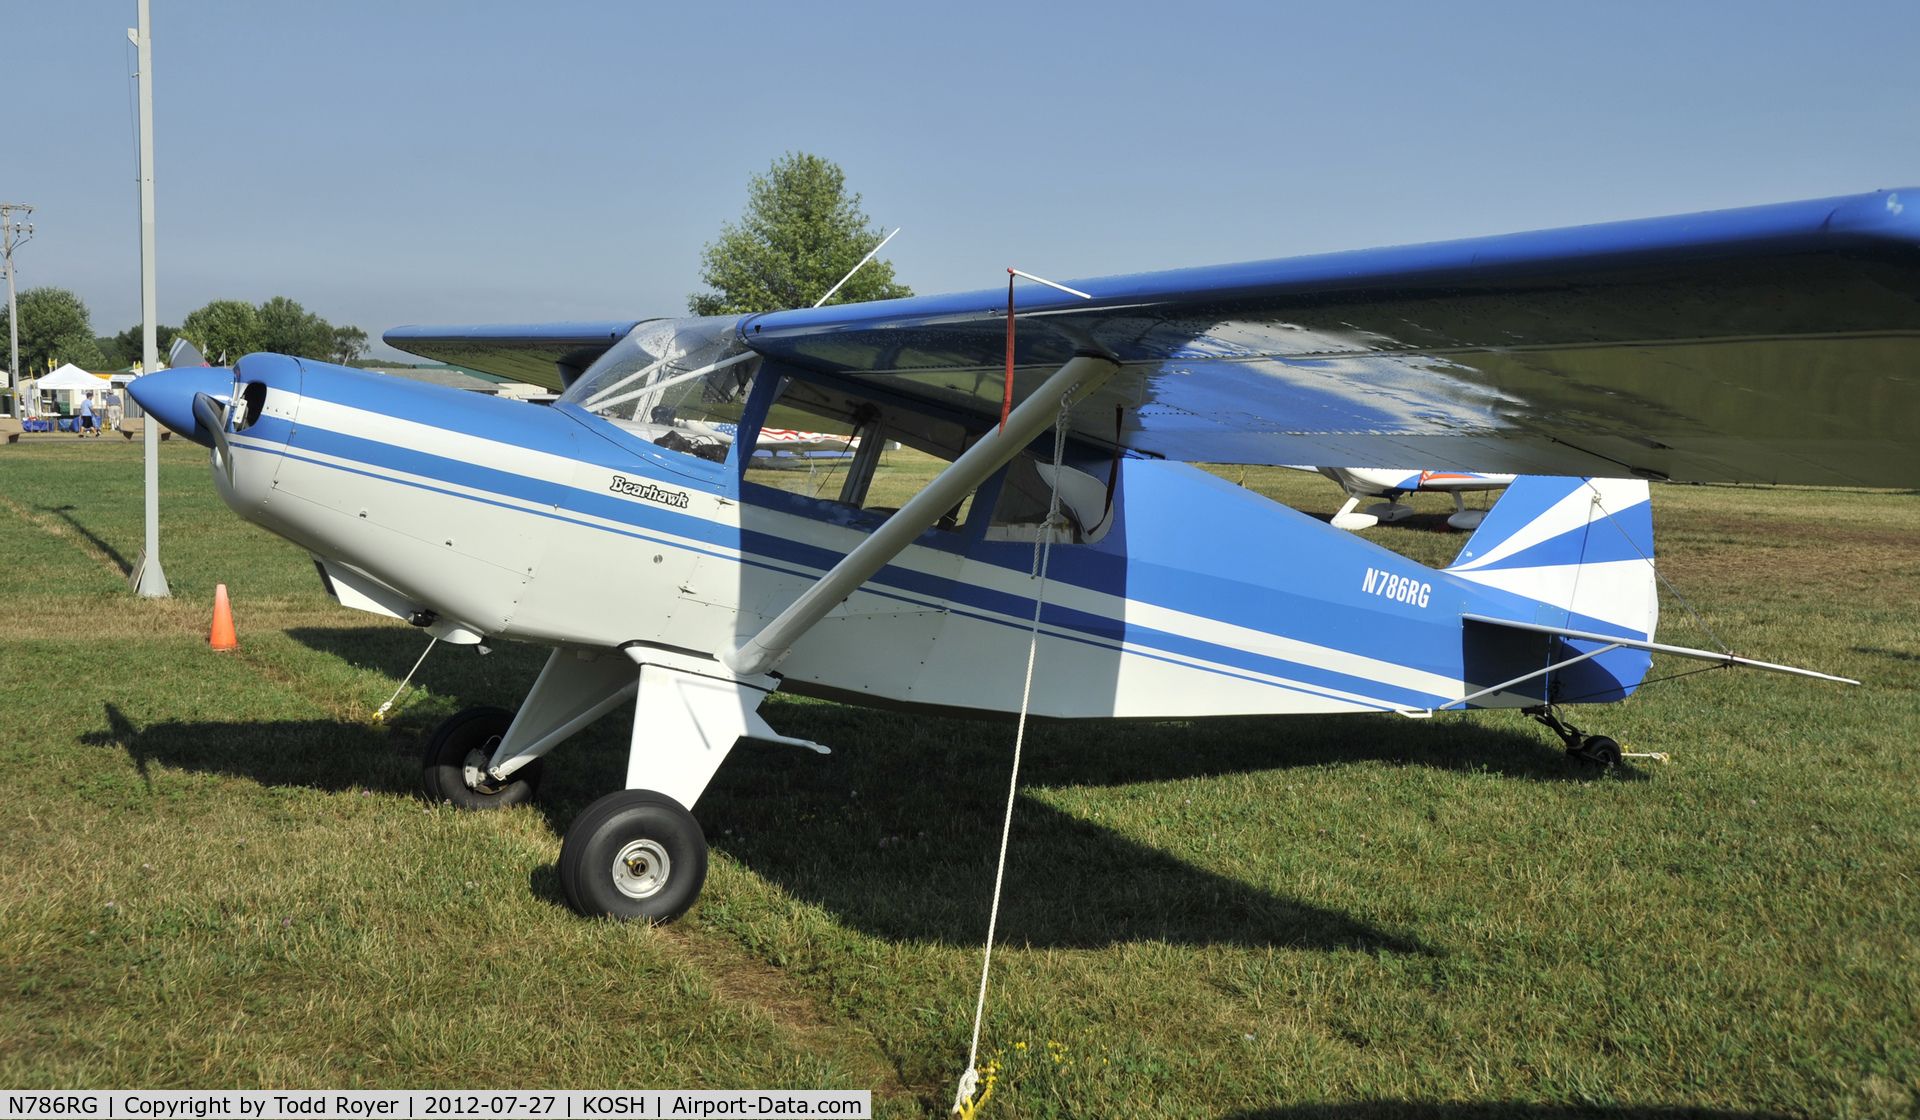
[130,0,169,598]
[1,202,32,419]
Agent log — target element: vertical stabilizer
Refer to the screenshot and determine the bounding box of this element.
[1447,477,1659,702]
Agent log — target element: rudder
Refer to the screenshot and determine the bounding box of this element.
[1448,476,1659,702]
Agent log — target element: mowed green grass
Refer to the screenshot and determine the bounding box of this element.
[1,438,1915,1119]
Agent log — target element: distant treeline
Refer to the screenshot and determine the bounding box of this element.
[0,286,369,372]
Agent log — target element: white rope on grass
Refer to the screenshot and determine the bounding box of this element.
[372,637,438,723]
[952,391,1075,1118]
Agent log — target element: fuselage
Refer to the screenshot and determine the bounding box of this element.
[143,347,1653,720]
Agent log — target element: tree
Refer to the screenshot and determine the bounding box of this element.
[689,152,911,315]
[329,325,369,366]
[179,300,259,365]
[104,323,179,369]
[0,287,104,372]
[179,296,365,365]
[256,295,333,360]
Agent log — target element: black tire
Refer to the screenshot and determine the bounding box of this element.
[1583,735,1623,767]
[421,705,542,809]
[559,790,708,923]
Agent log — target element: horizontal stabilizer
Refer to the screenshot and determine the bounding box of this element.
[1462,613,1858,684]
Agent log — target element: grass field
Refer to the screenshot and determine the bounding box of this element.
[1,437,1915,1118]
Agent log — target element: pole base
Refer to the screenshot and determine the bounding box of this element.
[129,549,171,598]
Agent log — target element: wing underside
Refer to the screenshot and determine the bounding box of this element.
[740,189,1920,488]
[385,190,1920,486]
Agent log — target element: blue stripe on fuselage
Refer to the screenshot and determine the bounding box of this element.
[270,422,1459,705]
[272,363,1556,708]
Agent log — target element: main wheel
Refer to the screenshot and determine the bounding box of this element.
[422,705,542,809]
[559,790,708,923]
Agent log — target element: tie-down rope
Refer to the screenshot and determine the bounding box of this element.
[372,637,438,724]
[952,391,1075,1117]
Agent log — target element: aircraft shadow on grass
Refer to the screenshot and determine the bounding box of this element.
[88,702,418,796]
[282,626,1620,788]
[86,698,1429,953]
[1223,1105,1791,1119]
[88,626,1632,950]
[676,701,1627,950]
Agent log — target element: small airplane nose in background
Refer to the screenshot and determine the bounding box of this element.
[126,366,234,447]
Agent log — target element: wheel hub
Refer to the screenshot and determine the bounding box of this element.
[462,746,506,794]
[611,838,671,899]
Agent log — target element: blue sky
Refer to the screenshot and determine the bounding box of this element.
[9,1,1919,360]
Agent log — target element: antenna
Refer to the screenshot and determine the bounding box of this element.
[1007,268,1092,300]
[812,227,901,308]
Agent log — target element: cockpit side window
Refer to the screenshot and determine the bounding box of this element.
[559,317,762,467]
[735,371,1112,545]
[743,378,984,532]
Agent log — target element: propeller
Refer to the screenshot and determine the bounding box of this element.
[191,391,235,483]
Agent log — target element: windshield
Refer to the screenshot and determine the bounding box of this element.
[559,316,762,464]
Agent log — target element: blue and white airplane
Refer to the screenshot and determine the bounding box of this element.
[132,189,1911,922]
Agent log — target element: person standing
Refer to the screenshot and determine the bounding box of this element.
[106,390,124,435]
[78,390,97,438]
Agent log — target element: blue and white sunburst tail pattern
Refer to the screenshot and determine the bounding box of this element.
[1447,476,1660,703]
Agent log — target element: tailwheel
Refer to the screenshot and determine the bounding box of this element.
[1525,705,1621,768]
[1574,735,1623,768]
[559,790,708,923]
[422,706,543,808]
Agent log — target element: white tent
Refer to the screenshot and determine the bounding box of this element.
[39,364,110,392]
[34,364,112,422]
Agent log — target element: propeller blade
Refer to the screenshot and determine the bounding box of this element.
[191,391,235,483]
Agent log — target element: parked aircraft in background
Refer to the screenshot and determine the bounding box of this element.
[1310,467,1517,530]
[132,188,1913,922]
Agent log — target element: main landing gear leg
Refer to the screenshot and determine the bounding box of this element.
[424,646,639,809]
[558,646,826,923]
[1525,704,1622,768]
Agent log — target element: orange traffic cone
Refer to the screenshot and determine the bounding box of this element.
[210,584,239,651]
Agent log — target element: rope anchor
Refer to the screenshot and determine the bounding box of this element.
[372,637,438,723]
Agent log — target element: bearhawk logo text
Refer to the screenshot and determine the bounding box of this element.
[609,475,690,509]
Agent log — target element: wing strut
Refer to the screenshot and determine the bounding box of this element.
[721,352,1120,676]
